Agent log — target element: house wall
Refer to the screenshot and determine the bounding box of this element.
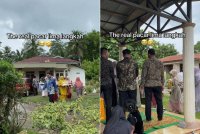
[68,66,85,86]
[163,61,200,74]
[16,66,85,86]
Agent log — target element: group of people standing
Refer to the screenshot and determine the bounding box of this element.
[31,71,84,103]
[101,48,164,133]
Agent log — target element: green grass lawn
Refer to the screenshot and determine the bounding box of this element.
[163,95,200,119]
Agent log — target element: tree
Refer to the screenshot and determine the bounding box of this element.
[65,30,85,61]
[81,59,99,81]
[82,30,99,61]
[194,41,200,53]
[101,36,149,67]
[0,61,22,133]
[101,36,120,60]
[22,39,45,59]
[0,46,16,63]
[15,50,24,62]
[153,42,178,58]
[49,39,65,57]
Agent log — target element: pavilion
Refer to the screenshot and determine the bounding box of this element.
[101,0,200,131]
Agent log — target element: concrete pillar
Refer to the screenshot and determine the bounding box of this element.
[182,22,200,128]
[118,45,126,61]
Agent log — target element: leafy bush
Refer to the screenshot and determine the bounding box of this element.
[31,96,99,134]
[0,60,23,134]
[81,59,99,81]
[84,80,99,93]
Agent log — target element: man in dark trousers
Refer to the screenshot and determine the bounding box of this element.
[116,49,139,110]
[101,47,115,122]
[140,48,164,121]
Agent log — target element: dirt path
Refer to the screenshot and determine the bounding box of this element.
[21,103,40,129]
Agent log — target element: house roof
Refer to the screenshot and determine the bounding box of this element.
[160,54,200,63]
[15,56,79,64]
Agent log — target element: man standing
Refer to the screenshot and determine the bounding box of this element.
[140,49,164,121]
[101,47,114,122]
[116,49,138,110]
[43,71,58,103]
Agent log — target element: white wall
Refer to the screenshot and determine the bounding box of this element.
[68,66,85,86]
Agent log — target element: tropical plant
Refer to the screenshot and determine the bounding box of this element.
[0,60,23,134]
[49,39,65,57]
[22,39,45,59]
[0,46,16,63]
[81,59,99,81]
[65,30,85,61]
[31,96,99,134]
[194,41,200,53]
[153,42,178,58]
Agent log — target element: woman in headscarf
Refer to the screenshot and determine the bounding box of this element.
[103,105,134,134]
[58,76,68,101]
[74,77,84,98]
[194,68,200,112]
[169,69,183,113]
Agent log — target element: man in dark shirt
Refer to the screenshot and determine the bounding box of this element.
[140,49,164,121]
[101,47,114,122]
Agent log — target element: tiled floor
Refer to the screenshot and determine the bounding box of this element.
[151,111,200,134]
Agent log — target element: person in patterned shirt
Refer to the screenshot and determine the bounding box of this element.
[140,48,164,121]
[116,49,139,110]
[101,47,115,122]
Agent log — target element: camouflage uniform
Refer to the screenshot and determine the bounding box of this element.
[101,57,114,122]
[141,57,164,121]
[116,58,138,110]
[141,57,164,87]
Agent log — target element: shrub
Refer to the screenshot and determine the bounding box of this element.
[31,96,99,134]
[0,60,23,134]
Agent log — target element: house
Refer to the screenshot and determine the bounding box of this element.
[14,56,85,86]
[160,54,200,73]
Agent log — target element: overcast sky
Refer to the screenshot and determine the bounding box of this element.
[0,1,199,53]
[0,0,100,51]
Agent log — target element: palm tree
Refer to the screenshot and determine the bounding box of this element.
[15,49,24,61]
[1,46,16,63]
[22,39,45,59]
[49,39,65,57]
[65,30,85,61]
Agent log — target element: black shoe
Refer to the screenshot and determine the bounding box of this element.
[158,118,162,121]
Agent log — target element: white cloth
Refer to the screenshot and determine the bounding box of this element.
[42,89,48,96]
[177,72,183,82]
